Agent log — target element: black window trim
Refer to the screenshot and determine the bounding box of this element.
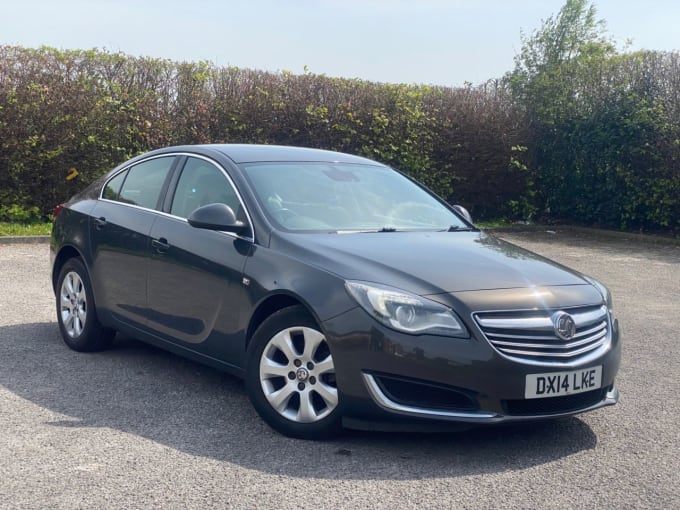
[161,155,187,213]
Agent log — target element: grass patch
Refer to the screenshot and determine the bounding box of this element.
[0,222,53,236]
[476,219,516,229]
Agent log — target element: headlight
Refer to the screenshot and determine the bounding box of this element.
[345,281,468,337]
[583,275,614,312]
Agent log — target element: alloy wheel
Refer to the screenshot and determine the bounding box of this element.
[259,326,338,423]
[60,270,87,338]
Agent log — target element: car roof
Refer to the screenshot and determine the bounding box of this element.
[155,144,384,165]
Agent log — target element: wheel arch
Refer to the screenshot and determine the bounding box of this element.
[245,292,320,349]
[52,244,86,293]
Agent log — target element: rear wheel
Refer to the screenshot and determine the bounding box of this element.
[245,306,342,439]
[56,258,115,352]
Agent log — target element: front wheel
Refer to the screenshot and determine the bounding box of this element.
[245,306,342,439]
[56,258,115,352]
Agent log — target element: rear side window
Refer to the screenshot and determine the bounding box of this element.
[117,157,175,210]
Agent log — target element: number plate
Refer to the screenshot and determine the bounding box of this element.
[525,366,602,399]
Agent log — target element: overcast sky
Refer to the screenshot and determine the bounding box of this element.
[3,0,679,86]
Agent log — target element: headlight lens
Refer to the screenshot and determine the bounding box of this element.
[583,275,614,312]
[345,281,468,337]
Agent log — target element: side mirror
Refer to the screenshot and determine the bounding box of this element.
[188,203,249,235]
[453,204,473,224]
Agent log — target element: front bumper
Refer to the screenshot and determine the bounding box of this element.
[362,372,618,422]
[322,306,621,430]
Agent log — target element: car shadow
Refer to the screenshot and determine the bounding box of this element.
[1,322,599,481]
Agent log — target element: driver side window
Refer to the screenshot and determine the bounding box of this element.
[170,157,241,219]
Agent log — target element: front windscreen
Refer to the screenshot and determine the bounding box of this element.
[240,162,467,232]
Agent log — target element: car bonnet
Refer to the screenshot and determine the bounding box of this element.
[271,230,590,296]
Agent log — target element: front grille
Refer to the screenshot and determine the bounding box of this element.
[474,305,609,363]
[504,387,609,415]
[373,374,478,411]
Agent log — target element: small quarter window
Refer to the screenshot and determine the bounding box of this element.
[102,170,128,200]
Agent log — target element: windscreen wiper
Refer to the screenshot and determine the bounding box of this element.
[351,227,398,233]
[445,225,475,232]
[336,227,398,234]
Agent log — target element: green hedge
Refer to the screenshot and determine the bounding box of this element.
[0,45,678,232]
[518,51,680,231]
[0,46,530,221]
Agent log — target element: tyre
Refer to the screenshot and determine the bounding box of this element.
[56,258,115,352]
[245,305,342,439]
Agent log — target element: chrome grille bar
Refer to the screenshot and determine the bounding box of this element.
[490,328,607,351]
[474,305,610,364]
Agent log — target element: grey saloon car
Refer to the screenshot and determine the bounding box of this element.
[51,144,620,438]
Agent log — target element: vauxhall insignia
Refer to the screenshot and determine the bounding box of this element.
[50,143,621,439]
[552,311,577,340]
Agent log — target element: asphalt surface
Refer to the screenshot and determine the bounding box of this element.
[0,230,678,509]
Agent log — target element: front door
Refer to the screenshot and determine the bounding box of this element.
[146,156,253,366]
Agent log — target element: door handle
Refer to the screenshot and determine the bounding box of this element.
[152,237,170,253]
[93,217,107,230]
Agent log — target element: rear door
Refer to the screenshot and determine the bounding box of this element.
[146,156,253,366]
[90,156,177,328]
